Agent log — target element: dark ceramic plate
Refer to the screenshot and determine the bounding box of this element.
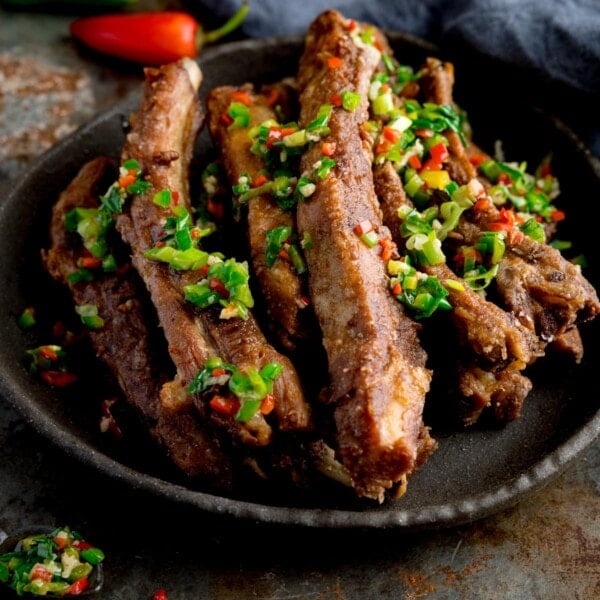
[1,34,599,531]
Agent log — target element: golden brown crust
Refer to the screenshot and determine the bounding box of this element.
[296,10,433,501]
[206,84,316,353]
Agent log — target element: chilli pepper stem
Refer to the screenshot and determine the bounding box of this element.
[201,1,250,46]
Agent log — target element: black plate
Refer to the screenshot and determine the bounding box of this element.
[1,34,599,531]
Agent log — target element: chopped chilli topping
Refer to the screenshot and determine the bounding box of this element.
[353,31,568,310]
[0,526,105,597]
[188,356,283,423]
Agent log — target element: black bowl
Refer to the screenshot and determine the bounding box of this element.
[0,34,599,531]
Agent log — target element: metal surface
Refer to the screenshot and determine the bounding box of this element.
[1,6,599,599]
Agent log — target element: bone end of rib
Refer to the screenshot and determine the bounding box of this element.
[181,57,202,91]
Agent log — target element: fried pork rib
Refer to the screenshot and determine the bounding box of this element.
[114,59,311,448]
[42,157,163,423]
[374,161,541,423]
[370,54,599,422]
[296,10,435,501]
[206,84,316,352]
[420,58,600,342]
[42,156,234,488]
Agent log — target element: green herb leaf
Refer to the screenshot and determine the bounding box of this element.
[265,225,292,267]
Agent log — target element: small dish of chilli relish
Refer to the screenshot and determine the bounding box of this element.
[0,526,104,597]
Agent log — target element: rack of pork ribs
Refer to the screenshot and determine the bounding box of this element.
[42,10,600,503]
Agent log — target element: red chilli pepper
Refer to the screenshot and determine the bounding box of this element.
[30,565,53,583]
[251,173,269,188]
[231,89,254,106]
[382,126,401,143]
[209,394,240,416]
[260,394,276,415]
[264,88,280,107]
[220,112,234,126]
[70,2,249,65]
[321,142,336,157]
[64,578,89,596]
[40,370,78,387]
[379,237,397,261]
[407,155,422,170]
[354,220,373,237]
[297,295,310,309]
[206,198,224,220]
[327,56,343,69]
[428,142,449,164]
[79,256,102,269]
[209,278,229,298]
[469,153,487,167]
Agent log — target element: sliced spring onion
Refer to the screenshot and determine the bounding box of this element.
[519,218,546,243]
[75,304,104,330]
[388,259,451,318]
[265,225,293,267]
[183,258,254,319]
[227,101,251,128]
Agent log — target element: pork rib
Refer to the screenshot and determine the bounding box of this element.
[115,59,311,449]
[206,84,316,352]
[420,57,600,342]
[374,160,541,423]
[296,10,434,501]
[42,157,163,423]
[42,156,235,488]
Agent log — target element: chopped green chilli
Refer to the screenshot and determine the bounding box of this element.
[388,258,451,318]
[265,225,293,268]
[454,231,506,291]
[75,304,105,330]
[234,104,335,211]
[183,257,254,319]
[341,90,361,111]
[263,223,308,273]
[477,156,563,223]
[227,101,251,128]
[65,158,150,283]
[17,306,36,330]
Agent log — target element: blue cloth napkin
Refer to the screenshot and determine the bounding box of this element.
[203,0,600,95]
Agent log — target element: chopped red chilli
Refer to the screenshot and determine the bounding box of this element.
[26,344,78,387]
